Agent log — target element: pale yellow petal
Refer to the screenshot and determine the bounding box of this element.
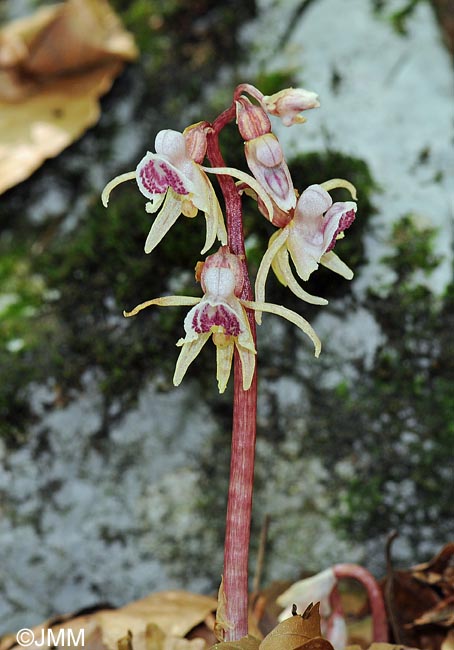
[190,169,227,253]
[235,304,257,353]
[241,299,321,358]
[273,247,328,306]
[254,228,289,324]
[144,189,182,254]
[123,296,201,318]
[173,332,211,386]
[216,212,228,248]
[200,176,227,254]
[270,245,287,286]
[145,194,166,214]
[320,250,354,279]
[101,171,136,207]
[236,344,256,391]
[216,342,234,393]
[320,178,357,201]
[201,206,218,255]
[201,165,274,223]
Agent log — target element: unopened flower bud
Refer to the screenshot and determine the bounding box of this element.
[245,133,296,213]
[236,96,271,141]
[262,87,320,126]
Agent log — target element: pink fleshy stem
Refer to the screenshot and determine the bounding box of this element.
[222,362,257,641]
[327,584,344,637]
[207,109,258,641]
[233,83,264,104]
[333,563,388,642]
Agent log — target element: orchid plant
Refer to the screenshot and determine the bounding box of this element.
[102,83,359,642]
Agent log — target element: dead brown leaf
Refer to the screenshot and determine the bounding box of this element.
[117,629,133,650]
[259,603,333,650]
[411,544,454,594]
[0,0,138,195]
[367,645,421,650]
[384,540,454,650]
[95,591,217,650]
[410,596,454,628]
[0,614,101,650]
[347,645,422,650]
[211,635,261,650]
[145,623,167,650]
[0,591,217,650]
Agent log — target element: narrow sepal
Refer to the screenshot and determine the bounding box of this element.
[242,299,321,357]
[201,165,274,223]
[320,178,357,200]
[254,228,290,323]
[101,171,136,207]
[123,295,201,318]
[199,175,227,253]
[273,247,328,306]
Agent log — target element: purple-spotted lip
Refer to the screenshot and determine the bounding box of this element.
[192,302,241,337]
[136,154,193,198]
[325,208,356,253]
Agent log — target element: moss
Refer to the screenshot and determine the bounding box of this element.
[0,245,45,351]
[381,213,439,281]
[0,233,63,446]
[110,0,256,92]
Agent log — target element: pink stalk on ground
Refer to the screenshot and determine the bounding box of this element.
[333,563,388,642]
[206,107,258,641]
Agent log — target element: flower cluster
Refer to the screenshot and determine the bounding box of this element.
[102,84,357,392]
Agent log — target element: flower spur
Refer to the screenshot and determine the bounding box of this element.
[123,246,321,393]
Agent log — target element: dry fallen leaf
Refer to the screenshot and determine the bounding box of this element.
[0,591,217,650]
[94,591,217,650]
[410,596,454,628]
[146,623,167,650]
[384,540,454,650]
[348,645,422,650]
[0,613,101,650]
[0,0,138,195]
[411,544,454,592]
[211,635,261,650]
[259,603,334,650]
